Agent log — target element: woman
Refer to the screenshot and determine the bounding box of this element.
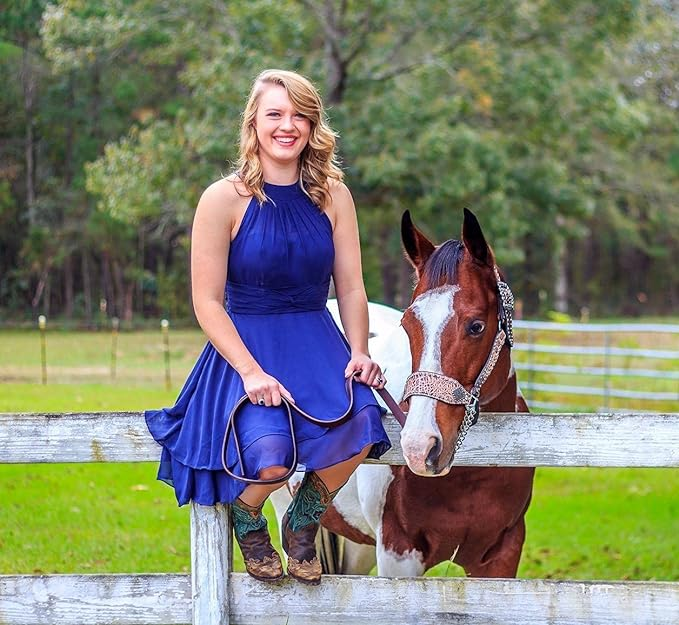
[146,70,390,585]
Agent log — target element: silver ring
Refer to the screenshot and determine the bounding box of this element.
[258,398,265,406]
[377,376,384,384]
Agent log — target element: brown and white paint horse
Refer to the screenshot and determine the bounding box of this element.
[273,209,535,577]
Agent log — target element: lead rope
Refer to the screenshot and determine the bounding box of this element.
[221,376,407,485]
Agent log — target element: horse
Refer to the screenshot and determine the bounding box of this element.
[271,208,535,577]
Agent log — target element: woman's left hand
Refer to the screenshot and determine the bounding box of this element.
[345,353,386,389]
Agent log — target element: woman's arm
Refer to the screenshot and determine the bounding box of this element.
[329,182,384,388]
[191,179,293,406]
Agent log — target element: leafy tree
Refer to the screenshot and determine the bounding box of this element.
[0,0,676,321]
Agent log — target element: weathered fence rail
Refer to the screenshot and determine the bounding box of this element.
[2,573,679,625]
[2,411,679,467]
[1,411,678,624]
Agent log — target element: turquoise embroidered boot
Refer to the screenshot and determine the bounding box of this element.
[281,472,340,585]
[231,498,284,582]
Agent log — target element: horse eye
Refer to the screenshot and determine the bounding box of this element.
[468,320,486,336]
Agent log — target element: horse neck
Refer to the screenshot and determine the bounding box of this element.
[481,368,517,413]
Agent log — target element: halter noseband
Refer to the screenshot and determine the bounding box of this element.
[402,266,514,453]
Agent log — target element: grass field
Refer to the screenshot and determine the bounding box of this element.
[2,324,678,410]
[0,326,677,581]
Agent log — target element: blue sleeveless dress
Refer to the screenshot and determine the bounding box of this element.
[145,181,391,506]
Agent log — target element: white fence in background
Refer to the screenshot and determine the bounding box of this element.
[512,320,679,410]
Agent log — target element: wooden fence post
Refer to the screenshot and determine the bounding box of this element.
[38,315,47,385]
[110,317,119,381]
[190,502,231,625]
[161,319,171,390]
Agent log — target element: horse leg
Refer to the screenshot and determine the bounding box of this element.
[463,518,526,578]
[375,533,427,577]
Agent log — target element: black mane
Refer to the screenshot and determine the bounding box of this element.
[423,239,464,286]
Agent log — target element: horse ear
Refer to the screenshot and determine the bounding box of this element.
[462,208,492,266]
[402,210,436,273]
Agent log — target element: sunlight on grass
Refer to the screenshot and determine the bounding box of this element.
[1,326,677,579]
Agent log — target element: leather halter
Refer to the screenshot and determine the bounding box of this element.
[221,377,407,485]
[401,266,514,452]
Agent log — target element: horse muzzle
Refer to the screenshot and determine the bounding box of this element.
[401,431,454,477]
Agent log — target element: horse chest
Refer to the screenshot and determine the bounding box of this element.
[380,467,533,567]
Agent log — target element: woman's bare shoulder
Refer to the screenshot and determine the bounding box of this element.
[328,178,351,200]
[327,178,355,223]
[203,175,251,205]
[195,176,251,223]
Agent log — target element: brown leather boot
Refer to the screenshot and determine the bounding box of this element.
[281,472,339,585]
[231,498,284,582]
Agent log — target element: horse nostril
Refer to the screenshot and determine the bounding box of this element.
[425,436,442,471]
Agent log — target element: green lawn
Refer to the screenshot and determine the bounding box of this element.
[1,382,677,580]
[0,328,205,386]
[3,325,677,413]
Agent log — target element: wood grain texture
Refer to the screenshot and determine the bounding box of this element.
[230,573,679,625]
[1,411,678,466]
[191,503,230,625]
[2,573,678,625]
[0,574,190,624]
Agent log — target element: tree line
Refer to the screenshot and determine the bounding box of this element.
[1,0,677,325]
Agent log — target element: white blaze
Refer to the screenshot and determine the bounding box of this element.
[400,285,460,473]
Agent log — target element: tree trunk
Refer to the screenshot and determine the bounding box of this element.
[137,229,145,316]
[43,276,51,317]
[112,259,126,321]
[90,61,102,144]
[64,73,76,186]
[325,38,347,106]
[522,233,539,317]
[21,42,37,226]
[124,281,134,323]
[554,237,568,314]
[378,225,397,306]
[101,253,115,318]
[317,0,347,106]
[82,251,93,323]
[398,256,412,309]
[31,268,48,312]
[63,254,74,318]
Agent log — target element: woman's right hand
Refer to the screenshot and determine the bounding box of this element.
[242,369,295,407]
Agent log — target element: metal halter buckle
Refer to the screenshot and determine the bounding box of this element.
[497,279,514,347]
[468,394,480,426]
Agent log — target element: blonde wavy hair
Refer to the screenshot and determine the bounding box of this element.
[235,69,343,210]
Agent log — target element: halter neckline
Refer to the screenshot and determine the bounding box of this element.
[263,180,306,200]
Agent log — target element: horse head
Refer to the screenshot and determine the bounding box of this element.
[399,208,514,476]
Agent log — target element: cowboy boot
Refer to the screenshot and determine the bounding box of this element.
[281,472,340,585]
[231,498,284,582]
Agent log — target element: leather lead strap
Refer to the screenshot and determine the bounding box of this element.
[376,387,407,427]
[221,376,407,485]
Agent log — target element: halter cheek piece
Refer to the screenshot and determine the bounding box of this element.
[402,267,514,453]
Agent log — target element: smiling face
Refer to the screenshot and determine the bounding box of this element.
[254,84,311,173]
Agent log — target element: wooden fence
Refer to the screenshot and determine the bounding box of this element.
[1,410,678,624]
